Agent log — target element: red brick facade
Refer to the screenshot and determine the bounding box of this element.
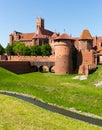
[6,18,102,75]
[9,18,53,46]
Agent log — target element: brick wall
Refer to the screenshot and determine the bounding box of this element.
[0,55,7,60]
[7,56,55,62]
[0,61,36,74]
[54,41,73,74]
[77,50,96,75]
[77,50,95,66]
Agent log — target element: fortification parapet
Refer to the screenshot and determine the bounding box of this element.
[7,55,55,62]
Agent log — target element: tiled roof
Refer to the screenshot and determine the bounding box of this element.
[36,27,53,36]
[19,33,35,41]
[55,33,74,40]
[18,28,53,41]
[79,29,93,40]
[33,27,53,39]
[42,28,53,36]
[51,32,59,39]
[33,33,47,39]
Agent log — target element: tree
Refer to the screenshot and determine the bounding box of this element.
[41,44,51,56]
[23,46,31,56]
[30,45,41,56]
[12,42,26,55]
[0,44,5,55]
[6,44,14,55]
[6,41,52,56]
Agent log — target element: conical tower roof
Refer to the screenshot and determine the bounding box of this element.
[79,29,93,40]
[55,33,74,40]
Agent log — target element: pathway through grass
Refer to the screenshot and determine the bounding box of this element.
[0,94,102,130]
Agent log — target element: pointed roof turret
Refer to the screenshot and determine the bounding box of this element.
[79,29,93,40]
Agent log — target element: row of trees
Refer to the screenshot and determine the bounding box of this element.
[0,41,52,56]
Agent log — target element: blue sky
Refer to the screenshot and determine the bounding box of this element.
[0,0,102,47]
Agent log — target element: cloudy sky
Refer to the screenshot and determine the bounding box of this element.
[0,0,102,47]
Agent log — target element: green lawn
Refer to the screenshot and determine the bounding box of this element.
[0,66,102,117]
[0,94,101,130]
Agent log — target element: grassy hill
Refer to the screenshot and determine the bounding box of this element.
[0,66,102,116]
[0,94,101,130]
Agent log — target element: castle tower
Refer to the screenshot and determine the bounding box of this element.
[78,29,94,75]
[54,33,74,74]
[13,31,20,41]
[36,18,44,33]
[78,29,93,50]
[9,34,13,45]
[49,32,59,55]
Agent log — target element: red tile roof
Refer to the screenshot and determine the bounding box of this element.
[36,27,53,36]
[19,33,35,41]
[51,32,59,39]
[79,29,93,40]
[55,33,74,40]
[33,27,53,39]
[42,28,53,36]
[33,33,47,39]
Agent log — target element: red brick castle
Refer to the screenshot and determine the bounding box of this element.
[1,18,102,75]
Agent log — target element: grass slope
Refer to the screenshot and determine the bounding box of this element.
[0,94,101,130]
[0,66,102,116]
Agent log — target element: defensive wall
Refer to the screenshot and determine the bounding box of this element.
[0,61,35,74]
[0,56,55,74]
[7,56,55,62]
[0,52,97,75]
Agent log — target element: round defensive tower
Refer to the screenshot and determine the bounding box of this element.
[54,33,74,75]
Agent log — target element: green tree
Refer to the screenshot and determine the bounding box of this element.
[12,42,26,56]
[31,45,41,56]
[6,44,14,55]
[0,44,5,55]
[23,46,31,56]
[41,44,51,56]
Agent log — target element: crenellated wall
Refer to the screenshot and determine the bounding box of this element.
[0,55,55,74]
[7,56,55,62]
